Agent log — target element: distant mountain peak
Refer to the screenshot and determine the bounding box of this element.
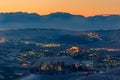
[49,12,73,16]
[44,12,84,19]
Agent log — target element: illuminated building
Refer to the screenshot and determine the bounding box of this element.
[66,46,85,53]
[0,38,6,43]
[42,44,61,47]
[66,46,79,53]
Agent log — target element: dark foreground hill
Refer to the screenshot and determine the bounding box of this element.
[79,67,120,80]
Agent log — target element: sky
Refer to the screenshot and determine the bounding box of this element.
[0,0,120,16]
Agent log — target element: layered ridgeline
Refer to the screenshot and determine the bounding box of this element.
[0,12,120,30]
[0,29,120,47]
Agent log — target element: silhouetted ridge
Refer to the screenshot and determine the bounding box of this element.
[0,12,119,30]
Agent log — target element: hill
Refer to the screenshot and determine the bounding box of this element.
[0,29,120,47]
[0,12,120,30]
[79,67,120,80]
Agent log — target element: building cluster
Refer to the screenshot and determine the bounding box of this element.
[87,32,102,40]
[66,46,85,53]
[30,61,92,75]
[41,44,61,47]
[39,61,64,71]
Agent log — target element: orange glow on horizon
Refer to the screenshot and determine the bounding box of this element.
[0,0,120,16]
